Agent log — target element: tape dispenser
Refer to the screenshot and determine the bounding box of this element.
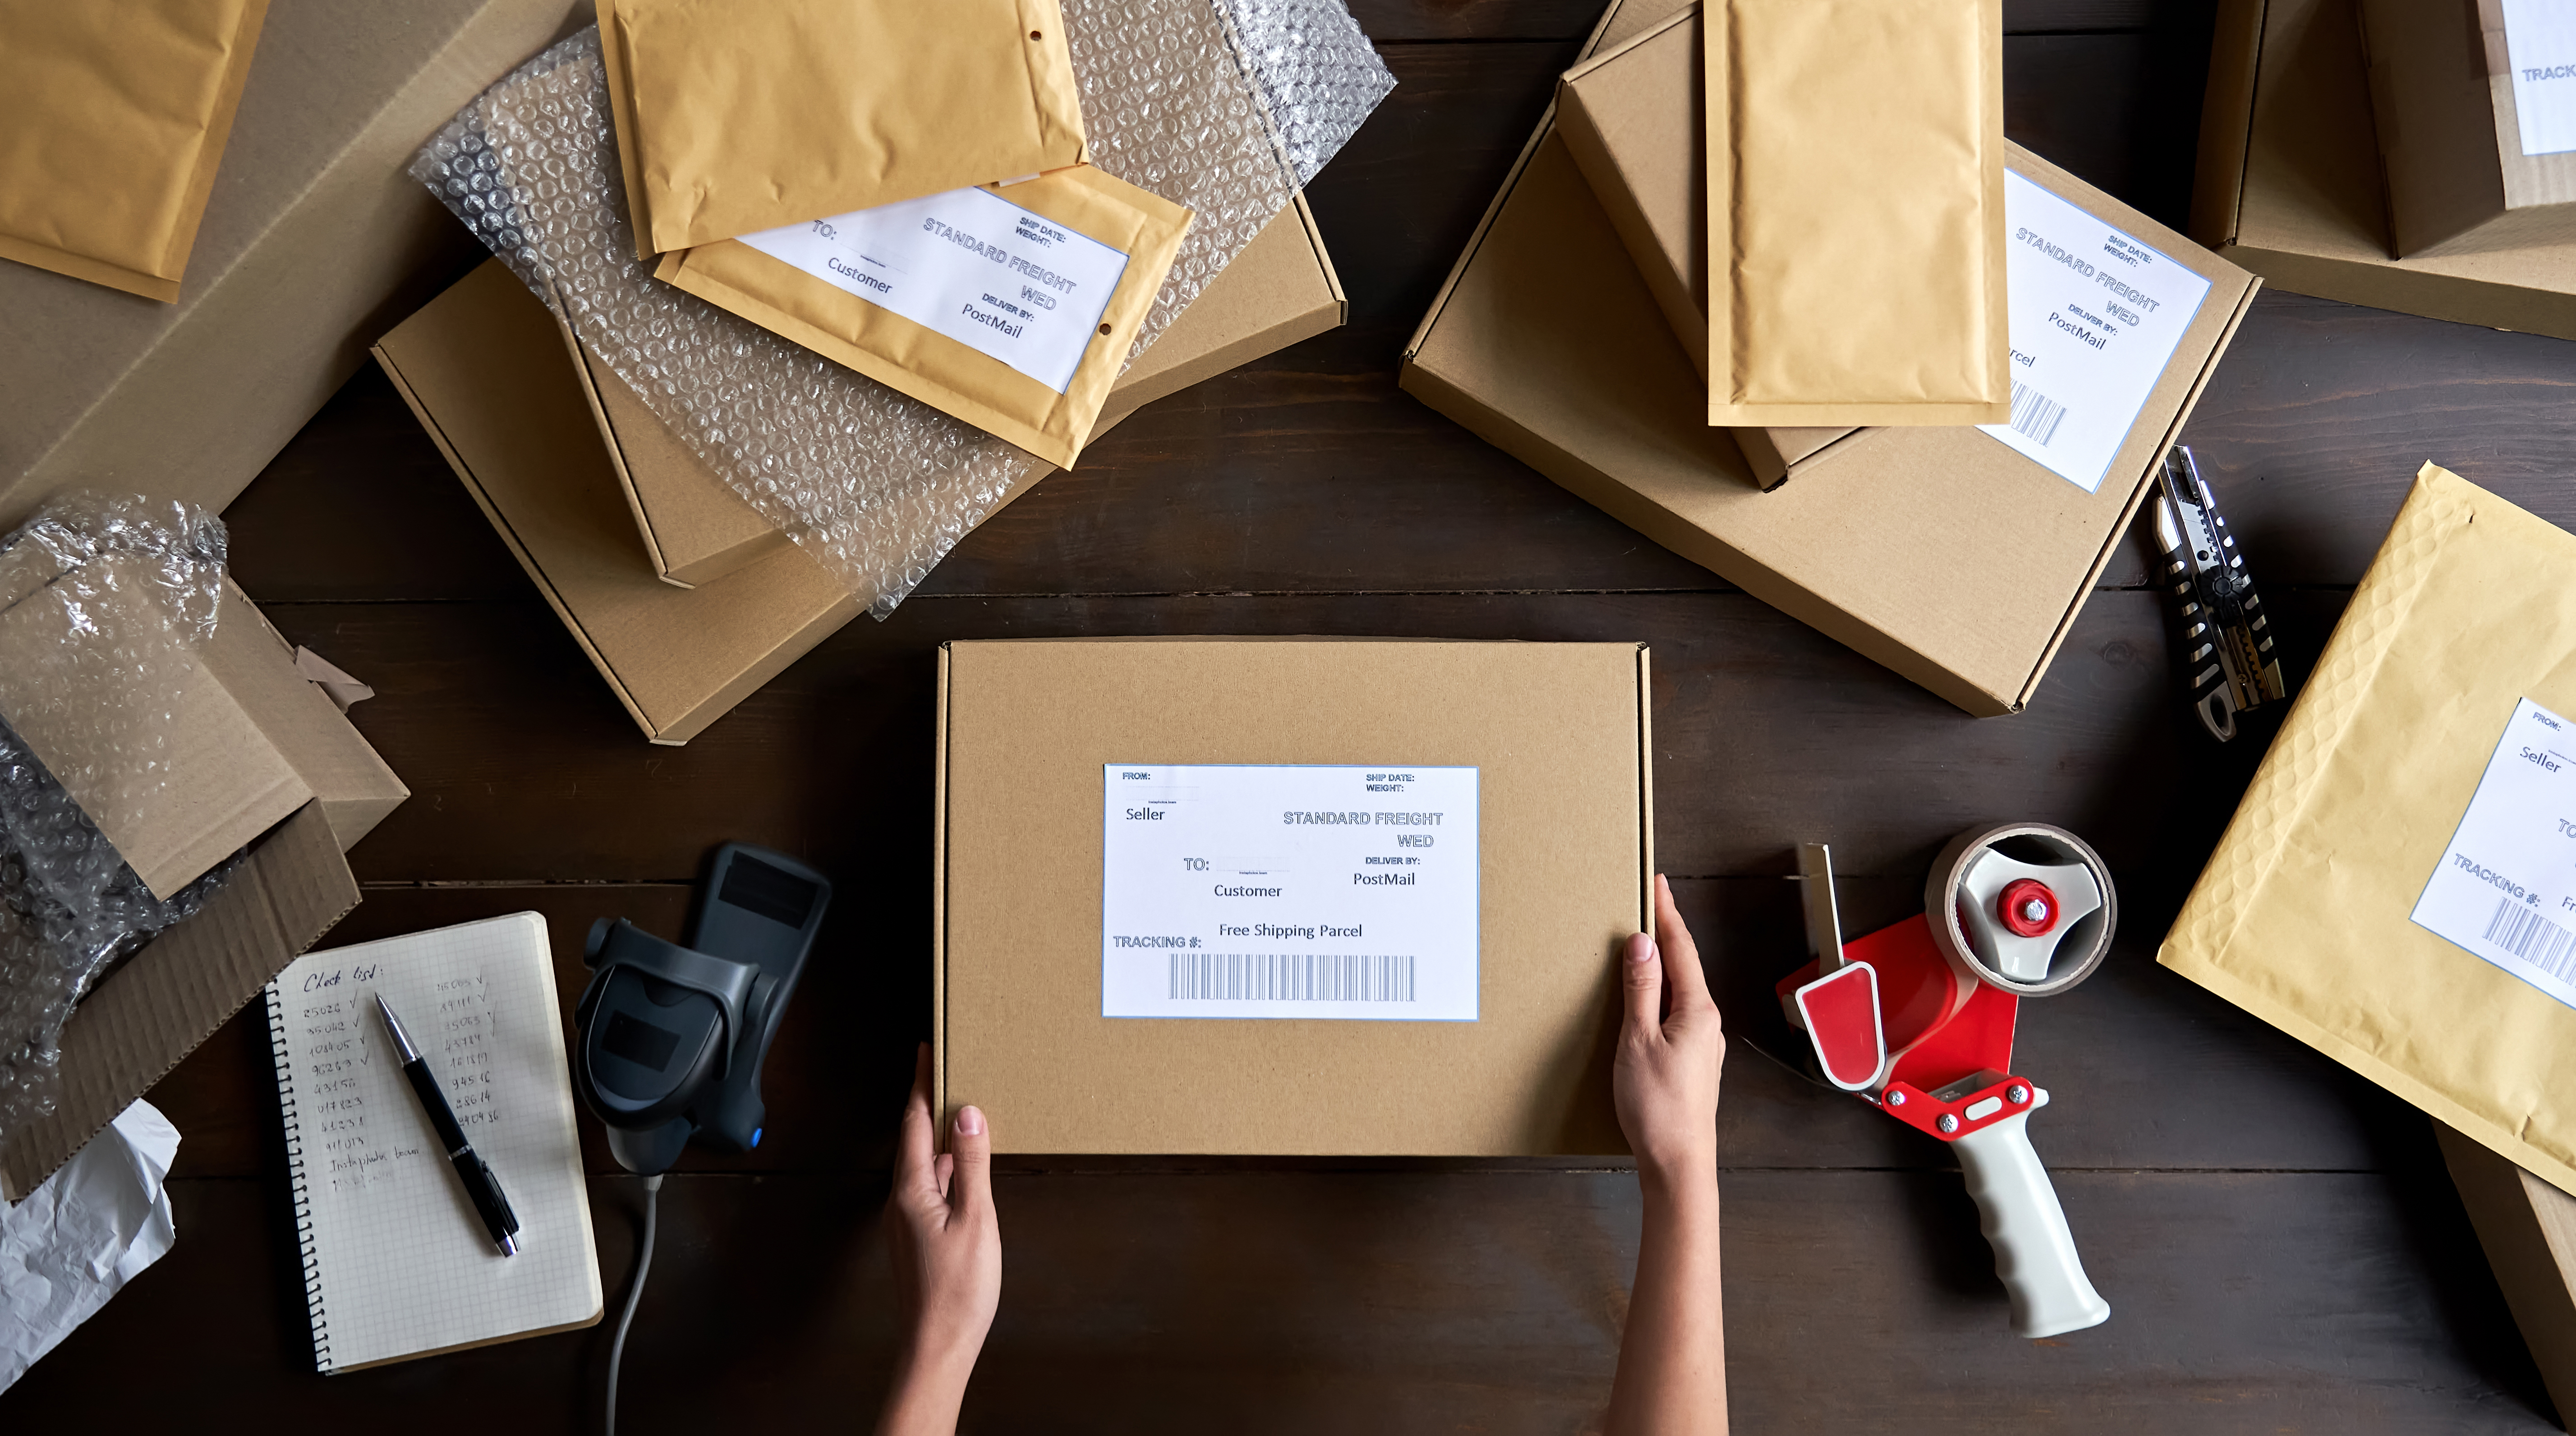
[1776,823,2116,1338]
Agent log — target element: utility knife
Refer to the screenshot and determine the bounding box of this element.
[2152,446,2286,741]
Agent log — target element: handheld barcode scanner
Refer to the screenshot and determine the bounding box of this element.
[572,843,832,1176]
[1777,823,2116,1338]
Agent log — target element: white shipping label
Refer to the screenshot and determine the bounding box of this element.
[736,184,1131,394]
[2411,697,2576,1010]
[2505,0,2576,157]
[1100,764,1480,1021]
[1978,171,2213,493]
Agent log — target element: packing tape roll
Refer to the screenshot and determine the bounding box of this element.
[1925,822,2117,998]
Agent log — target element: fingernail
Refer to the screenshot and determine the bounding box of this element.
[956,1105,985,1137]
[1628,934,1654,963]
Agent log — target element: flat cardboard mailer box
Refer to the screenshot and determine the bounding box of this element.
[0,569,408,1198]
[2195,0,2576,340]
[1402,0,2257,717]
[0,0,591,537]
[934,638,1652,1155]
[375,198,1346,742]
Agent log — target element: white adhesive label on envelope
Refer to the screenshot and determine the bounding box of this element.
[2506,0,2576,156]
[736,184,1129,394]
[1978,171,2213,493]
[1100,764,1479,1020]
[2412,697,2576,1010]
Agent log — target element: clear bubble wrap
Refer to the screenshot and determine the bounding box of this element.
[411,0,1391,617]
[0,495,239,1159]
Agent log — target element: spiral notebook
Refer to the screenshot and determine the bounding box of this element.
[265,912,603,1373]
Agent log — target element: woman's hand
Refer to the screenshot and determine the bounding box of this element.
[877,1045,1000,1436]
[1613,874,1726,1191]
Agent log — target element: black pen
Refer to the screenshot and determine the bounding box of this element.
[376,993,521,1257]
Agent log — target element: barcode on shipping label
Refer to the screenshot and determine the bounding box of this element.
[2007,382,2068,447]
[2485,895,2576,981]
[1169,953,1416,1003]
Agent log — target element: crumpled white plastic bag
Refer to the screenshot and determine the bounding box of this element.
[0,1100,180,1393]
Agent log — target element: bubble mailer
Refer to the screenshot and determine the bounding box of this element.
[414,0,1391,616]
[0,495,239,1156]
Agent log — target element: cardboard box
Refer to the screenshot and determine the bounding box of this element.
[2359,0,2576,258]
[0,0,589,535]
[0,575,407,1198]
[376,198,1347,742]
[583,197,1348,590]
[2437,1121,2576,1427]
[2195,0,2576,340]
[1555,6,1858,488]
[1402,0,2258,717]
[934,638,1651,1155]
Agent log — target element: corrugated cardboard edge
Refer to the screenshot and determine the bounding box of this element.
[0,0,272,301]
[2436,1119,2576,1422]
[1636,644,1656,930]
[2153,464,2576,1192]
[0,801,358,1199]
[934,642,954,1140]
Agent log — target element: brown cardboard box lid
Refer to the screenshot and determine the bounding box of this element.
[936,638,1651,1155]
[2194,0,2576,340]
[1,799,360,1199]
[2436,1120,2576,1422]
[1403,1,2257,716]
[2355,0,2576,258]
[0,552,310,901]
[375,195,1345,743]
[0,0,589,536]
[575,196,1348,591]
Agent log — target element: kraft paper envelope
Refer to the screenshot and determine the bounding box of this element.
[655,165,1190,470]
[599,0,1088,258]
[0,0,271,302]
[1703,0,2009,427]
[2162,463,2576,1196]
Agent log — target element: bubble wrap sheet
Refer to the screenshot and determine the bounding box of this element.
[414,0,1390,617]
[0,496,237,1158]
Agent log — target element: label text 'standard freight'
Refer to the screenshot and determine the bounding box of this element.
[1280,811,1445,826]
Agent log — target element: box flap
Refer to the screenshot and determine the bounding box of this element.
[1,800,358,1199]
[0,554,311,900]
[204,578,410,850]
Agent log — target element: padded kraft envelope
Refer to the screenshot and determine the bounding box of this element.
[655,165,1191,470]
[2162,464,2576,1197]
[0,0,270,302]
[1704,0,2008,426]
[599,0,1088,258]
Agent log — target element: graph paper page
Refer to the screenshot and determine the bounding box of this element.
[267,912,601,1372]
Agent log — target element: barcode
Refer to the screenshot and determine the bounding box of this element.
[2007,382,2068,446]
[1168,953,1416,1002]
[2484,896,2576,981]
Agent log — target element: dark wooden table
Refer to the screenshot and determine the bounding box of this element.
[14,0,2576,1429]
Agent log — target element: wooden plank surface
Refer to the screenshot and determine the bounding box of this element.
[12,0,2575,1429]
